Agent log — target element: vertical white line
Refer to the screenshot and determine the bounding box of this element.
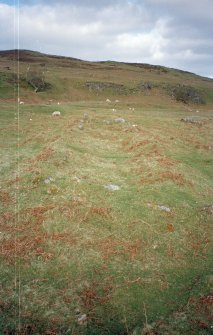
[14,0,21,331]
[17,0,21,331]
[14,0,17,332]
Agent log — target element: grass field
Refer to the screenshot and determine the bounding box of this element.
[0,98,212,334]
[0,50,213,334]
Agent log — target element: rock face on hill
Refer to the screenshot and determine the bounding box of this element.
[168,84,205,104]
[85,80,154,95]
[85,81,128,94]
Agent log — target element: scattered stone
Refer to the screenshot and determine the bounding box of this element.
[44,177,54,184]
[181,117,202,124]
[158,205,171,212]
[77,314,87,326]
[78,124,84,130]
[202,205,213,214]
[73,176,81,183]
[104,184,121,191]
[114,118,125,124]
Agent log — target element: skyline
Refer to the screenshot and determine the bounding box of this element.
[0,0,213,78]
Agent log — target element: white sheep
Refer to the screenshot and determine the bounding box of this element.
[52,111,61,117]
[19,101,24,105]
[106,99,111,103]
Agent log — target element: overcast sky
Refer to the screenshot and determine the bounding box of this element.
[0,0,213,77]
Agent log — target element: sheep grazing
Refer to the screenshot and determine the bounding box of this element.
[106,99,111,103]
[115,99,119,103]
[52,111,61,117]
[112,108,116,112]
[129,107,135,112]
[19,101,24,105]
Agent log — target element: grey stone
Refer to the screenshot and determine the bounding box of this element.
[181,117,202,124]
[202,205,213,214]
[104,184,121,191]
[78,124,84,130]
[158,205,171,212]
[114,118,125,124]
[44,177,54,184]
[73,176,81,183]
[77,314,87,325]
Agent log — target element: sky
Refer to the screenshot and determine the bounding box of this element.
[0,0,213,78]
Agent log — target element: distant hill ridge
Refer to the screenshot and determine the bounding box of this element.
[1,49,212,79]
[0,49,212,104]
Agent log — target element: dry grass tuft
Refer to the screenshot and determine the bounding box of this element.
[0,190,12,204]
[156,156,178,167]
[90,207,111,217]
[140,170,186,186]
[27,147,54,164]
[86,237,143,261]
[160,171,185,186]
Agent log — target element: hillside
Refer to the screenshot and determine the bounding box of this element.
[0,49,213,106]
[0,50,213,335]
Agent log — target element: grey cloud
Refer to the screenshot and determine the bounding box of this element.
[0,0,212,77]
[23,0,123,8]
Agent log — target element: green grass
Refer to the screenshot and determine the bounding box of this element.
[0,99,212,334]
[0,72,18,98]
[0,49,213,335]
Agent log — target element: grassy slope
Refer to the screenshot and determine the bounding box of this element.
[0,50,212,334]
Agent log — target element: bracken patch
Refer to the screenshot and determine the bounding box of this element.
[90,207,111,217]
[140,170,186,186]
[0,190,12,204]
[90,237,143,261]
